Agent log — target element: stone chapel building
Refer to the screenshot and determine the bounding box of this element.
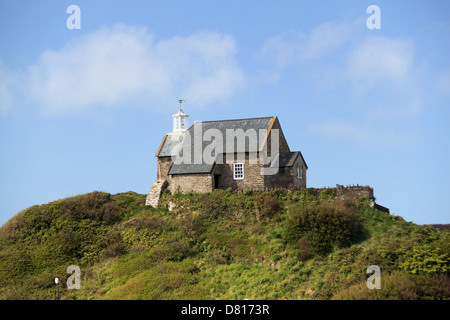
[145,107,308,207]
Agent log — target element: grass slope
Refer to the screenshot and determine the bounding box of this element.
[0,189,448,300]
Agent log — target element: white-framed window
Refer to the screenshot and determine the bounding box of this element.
[233,163,244,180]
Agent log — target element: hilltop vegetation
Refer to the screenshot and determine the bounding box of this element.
[0,188,448,300]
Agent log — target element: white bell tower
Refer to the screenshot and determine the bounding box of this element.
[172,99,189,132]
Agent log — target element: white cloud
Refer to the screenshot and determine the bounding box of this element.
[26,24,244,114]
[347,36,415,89]
[345,36,424,117]
[259,33,298,69]
[154,32,244,107]
[259,20,416,89]
[260,20,423,120]
[259,20,353,69]
[301,21,351,60]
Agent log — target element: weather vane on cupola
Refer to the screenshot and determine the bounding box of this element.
[178,99,186,111]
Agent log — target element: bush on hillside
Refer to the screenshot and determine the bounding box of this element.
[295,237,311,261]
[261,195,281,218]
[283,200,363,256]
[400,244,449,275]
[332,272,450,300]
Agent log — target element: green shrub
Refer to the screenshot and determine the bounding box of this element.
[205,246,231,265]
[60,191,112,221]
[332,271,418,300]
[400,244,449,275]
[261,195,281,218]
[320,188,336,200]
[103,241,127,258]
[177,212,205,238]
[416,273,450,299]
[332,272,450,300]
[121,216,164,232]
[101,201,123,224]
[295,237,311,261]
[283,201,363,256]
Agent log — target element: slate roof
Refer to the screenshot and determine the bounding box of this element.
[156,132,185,157]
[156,116,276,158]
[278,152,299,167]
[167,117,276,175]
[276,151,308,169]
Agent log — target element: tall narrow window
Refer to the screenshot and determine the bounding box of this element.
[297,165,303,179]
[233,163,244,180]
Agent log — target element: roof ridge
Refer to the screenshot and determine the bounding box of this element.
[194,116,275,124]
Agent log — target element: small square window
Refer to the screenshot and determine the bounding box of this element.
[233,163,244,180]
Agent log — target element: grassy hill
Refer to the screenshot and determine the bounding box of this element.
[0,188,448,300]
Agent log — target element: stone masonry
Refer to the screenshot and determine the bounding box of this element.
[145,180,168,207]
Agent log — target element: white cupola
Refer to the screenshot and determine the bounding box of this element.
[172,100,189,132]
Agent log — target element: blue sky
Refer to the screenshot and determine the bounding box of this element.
[0,0,449,226]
